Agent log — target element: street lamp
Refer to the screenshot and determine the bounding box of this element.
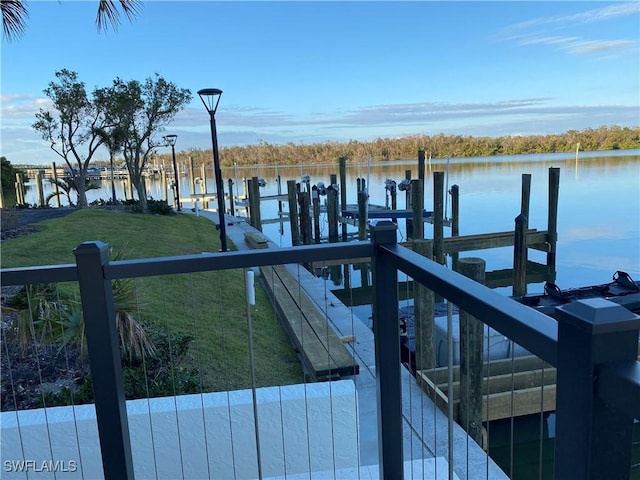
[198,88,227,252]
[163,134,180,212]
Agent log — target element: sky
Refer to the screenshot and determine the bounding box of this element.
[1,1,639,166]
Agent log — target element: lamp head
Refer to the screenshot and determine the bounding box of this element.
[164,134,177,147]
[197,88,223,114]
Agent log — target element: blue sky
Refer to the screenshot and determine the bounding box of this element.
[1,1,639,165]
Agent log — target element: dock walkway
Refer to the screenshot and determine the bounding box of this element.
[188,209,508,480]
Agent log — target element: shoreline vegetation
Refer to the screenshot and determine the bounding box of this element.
[167,125,639,168]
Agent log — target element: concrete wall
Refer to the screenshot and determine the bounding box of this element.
[1,380,358,479]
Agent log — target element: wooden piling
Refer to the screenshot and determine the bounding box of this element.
[51,162,61,208]
[299,188,312,245]
[450,184,459,270]
[411,179,424,240]
[287,179,300,246]
[276,174,283,219]
[0,180,4,208]
[357,191,368,240]
[35,170,44,207]
[161,170,168,202]
[413,239,434,371]
[248,177,262,231]
[513,213,528,296]
[126,173,134,200]
[433,171,445,265]
[521,174,531,229]
[339,157,348,241]
[418,150,425,194]
[15,173,25,205]
[547,167,560,283]
[312,185,321,244]
[405,169,413,239]
[457,257,486,445]
[228,179,235,216]
[201,164,209,208]
[327,184,339,243]
[189,157,196,195]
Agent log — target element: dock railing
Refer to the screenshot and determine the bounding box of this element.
[1,221,639,479]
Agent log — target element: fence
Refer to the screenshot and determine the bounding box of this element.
[1,221,639,479]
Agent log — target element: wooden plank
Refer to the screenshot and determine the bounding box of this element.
[421,355,551,385]
[437,368,558,398]
[260,264,358,380]
[481,384,557,422]
[244,232,269,249]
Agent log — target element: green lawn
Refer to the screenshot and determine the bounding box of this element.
[1,209,303,393]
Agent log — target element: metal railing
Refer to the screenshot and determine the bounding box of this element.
[2,220,639,479]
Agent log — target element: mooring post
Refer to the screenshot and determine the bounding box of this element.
[0,178,4,208]
[433,171,445,265]
[339,157,348,242]
[450,184,459,270]
[418,150,425,197]
[299,187,312,245]
[189,156,196,196]
[35,170,45,207]
[161,170,168,203]
[248,176,262,232]
[411,178,424,240]
[15,173,25,205]
[405,169,413,239]
[547,167,560,283]
[287,179,300,246]
[521,173,531,229]
[51,162,61,208]
[327,184,339,243]
[74,242,134,480]
[312,185,321,243]
[513,213,528,296]
[554,299,640,479]
[413,239,434,371]
[357,190,368,240]
[228,178,235,217]
[371,221,403,480]
[458,257,486,446]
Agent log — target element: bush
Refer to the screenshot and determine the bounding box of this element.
[122,198,174,215]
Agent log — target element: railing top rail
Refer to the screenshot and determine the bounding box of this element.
[380,243,559,366]
[1,263,77,286]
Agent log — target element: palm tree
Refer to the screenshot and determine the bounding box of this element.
[93,126,127,203]
[1,0,141,42]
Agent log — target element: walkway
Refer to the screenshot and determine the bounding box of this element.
[189,209,508,480]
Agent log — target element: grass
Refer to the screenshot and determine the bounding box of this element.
[1,209,303,392]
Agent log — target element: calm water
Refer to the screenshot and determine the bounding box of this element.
[24,150,640,291]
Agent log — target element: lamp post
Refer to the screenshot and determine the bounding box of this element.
[198,88,227,252]
[164,134,180,212]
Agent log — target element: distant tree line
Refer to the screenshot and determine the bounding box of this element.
[164,125,639,169]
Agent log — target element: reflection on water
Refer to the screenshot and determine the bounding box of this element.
[23,150,639,290]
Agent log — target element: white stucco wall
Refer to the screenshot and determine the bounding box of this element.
[1,380,358,479]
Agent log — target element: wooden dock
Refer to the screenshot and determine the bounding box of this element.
[417,344,640,424]
[260,263,360,381]
[417,355,557,423]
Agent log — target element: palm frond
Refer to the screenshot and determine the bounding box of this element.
[1,0,29,41]
[96,0,141,32]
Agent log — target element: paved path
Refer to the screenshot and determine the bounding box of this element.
[188,209,507,480]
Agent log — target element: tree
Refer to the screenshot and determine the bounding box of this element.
[93,126,127,203]
[1,156,18,196]
[33,69,109,208]
[1,0,141,42]
[98,74,191,213]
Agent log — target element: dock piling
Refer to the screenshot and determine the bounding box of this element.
[411,179,424,240]
[339,157,348,242]
[513,214,528,296]
[413,239,434,371]
[327,184,339,243]
[51,162,61,207]
[433,171,445,264]
[547,167,560,283]
[457,257,486,446]
[287,179,300,246]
